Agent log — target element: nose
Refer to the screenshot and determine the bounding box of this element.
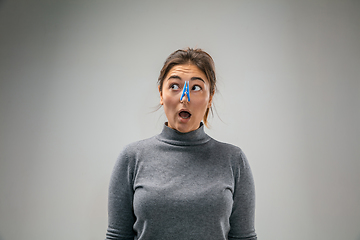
[180,81,190,102]
[181,93,189,103]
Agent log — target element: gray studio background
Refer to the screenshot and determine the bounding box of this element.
[1,1,359,239]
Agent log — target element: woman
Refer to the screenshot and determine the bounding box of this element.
[106,48,257,240]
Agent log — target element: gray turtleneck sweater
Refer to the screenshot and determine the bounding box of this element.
[106,123,257,240]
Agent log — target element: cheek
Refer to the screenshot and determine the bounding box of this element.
[194,95,210,108]
[162,94,178,110]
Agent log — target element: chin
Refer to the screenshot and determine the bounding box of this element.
[168,120,198,133]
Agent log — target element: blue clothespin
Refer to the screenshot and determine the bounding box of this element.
[180,81,190,102]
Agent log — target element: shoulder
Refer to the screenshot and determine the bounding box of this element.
[120,136,157,156]
[211,138,241,152]
[114,136,157,169]
[209,138,244,157]
[209,139,255,190]
[209,138,250,168]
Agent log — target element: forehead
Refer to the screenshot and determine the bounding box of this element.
[166,64,207,80]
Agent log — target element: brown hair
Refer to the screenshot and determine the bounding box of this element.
[158,48,217,127]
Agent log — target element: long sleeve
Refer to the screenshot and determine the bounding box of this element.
[105,124,257,240]
[228,149,257,240]
[106,148,136,240]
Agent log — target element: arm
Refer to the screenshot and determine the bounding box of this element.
[105,148,136,240]
[228,149,257,240]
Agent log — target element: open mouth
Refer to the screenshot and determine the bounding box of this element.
[179,111,191,119]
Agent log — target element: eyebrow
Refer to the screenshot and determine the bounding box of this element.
[167,75,205,83]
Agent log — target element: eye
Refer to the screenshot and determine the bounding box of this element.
[170,84,180,90]
[192,85,202,91]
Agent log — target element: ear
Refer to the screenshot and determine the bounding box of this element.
[207,91,214,108]
[158,85,163,105]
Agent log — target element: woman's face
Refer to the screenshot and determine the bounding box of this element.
[159,64,213,133]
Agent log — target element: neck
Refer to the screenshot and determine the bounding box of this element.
[156,122,211,146]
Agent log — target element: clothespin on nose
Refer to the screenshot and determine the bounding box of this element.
[180,81,190,102]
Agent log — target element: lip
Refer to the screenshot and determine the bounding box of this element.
[178,108,191,115]
[178,109,192,122]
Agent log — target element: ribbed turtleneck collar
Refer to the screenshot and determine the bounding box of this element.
[156,122,211,146]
